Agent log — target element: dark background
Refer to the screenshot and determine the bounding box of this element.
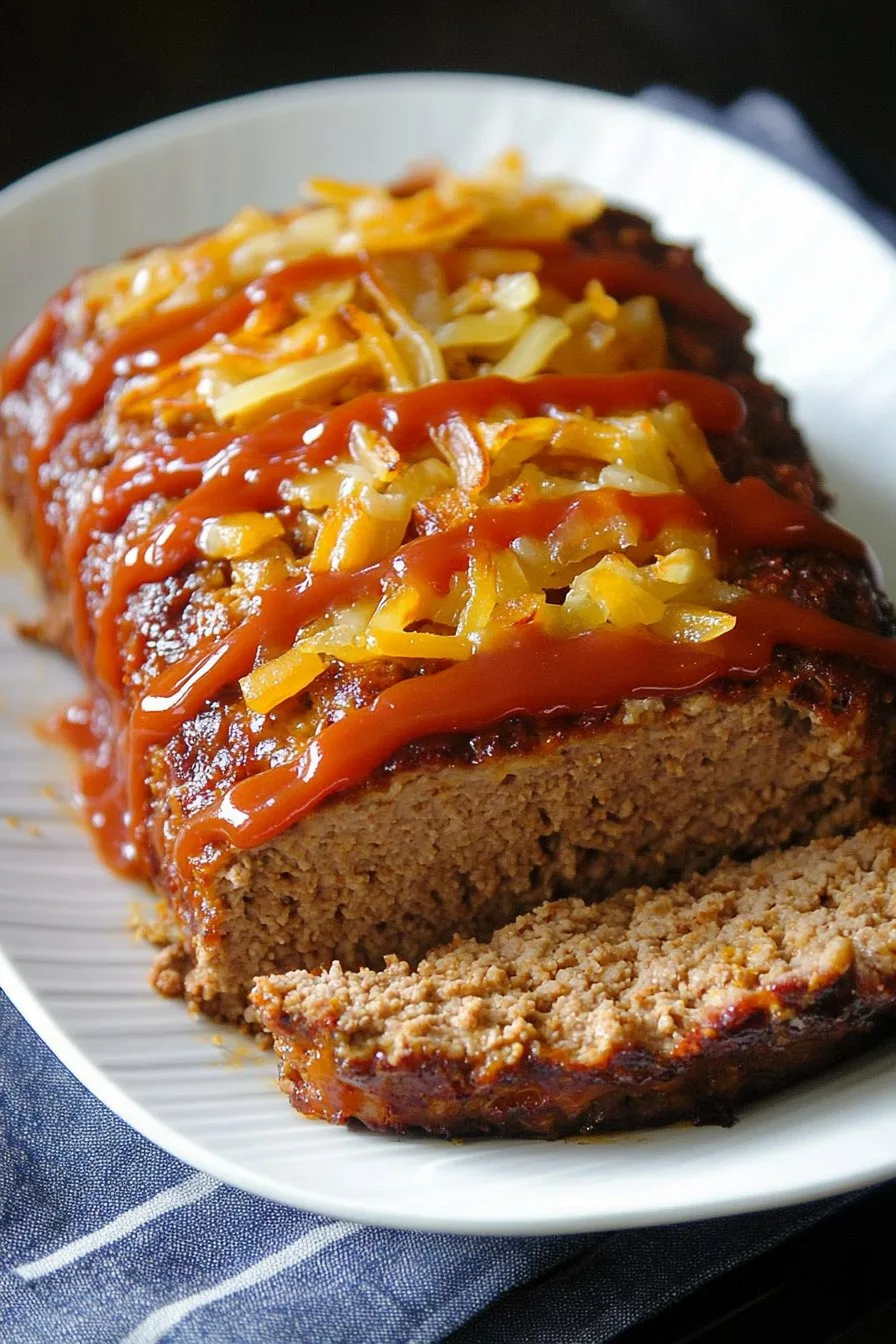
[3,3,895,1340]
[2,0,895,212]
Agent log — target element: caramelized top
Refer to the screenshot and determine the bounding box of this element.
[2,153,892,886]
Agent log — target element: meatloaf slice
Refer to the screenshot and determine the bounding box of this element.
[177,684,890,1023]
[252,824,896,1136]
[4,160,896,1031]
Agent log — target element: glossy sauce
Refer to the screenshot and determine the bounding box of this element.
[695,475,867,563]
[5,239,894,888]
[5,236,741,570]
[449,240,749,332]
[84,371,862,699]
[64,428,231,664]
[14,256,362,570]
[0,298,65,395]
[43,367,896,881]
[87,370,743,689]
[127,487,708,745]
[540,252,749,332]
[118,463,890,881]
[175,592,896,871]
[52,697,136,873]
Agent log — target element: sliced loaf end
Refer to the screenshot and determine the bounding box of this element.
[251,824,896,1136]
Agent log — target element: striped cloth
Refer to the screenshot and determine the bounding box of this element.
[0,994,854,1343]
[0,90,892,1344]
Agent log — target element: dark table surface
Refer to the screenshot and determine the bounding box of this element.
[450,1182,896,1342]
[2,0,895,210]
[2,2,895,1340]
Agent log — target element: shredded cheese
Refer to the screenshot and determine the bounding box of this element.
[212,346,367,425]
[491,315,572,377]
[72,153,743,721]
[240,650,327,713]
[199,513,285,560]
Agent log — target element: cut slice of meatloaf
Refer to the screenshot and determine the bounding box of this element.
[251,823,896,1137]
[3,166,896,1030]
[170,681,892,1023]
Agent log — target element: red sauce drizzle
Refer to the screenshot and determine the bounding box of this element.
[124,485,708,789]
[15,256,361,569]
[86,370,744,689]
[0,296,65,395]
[109,463,880,881]
[173,592,896,871]
[5,236,746,574]
[63,429,231,663]
[52,697,135,870]
[123,473,867,764]
[450,241,749,332]
[536,248,749,332]
[44,366,895,882]
[695,476,867,563]
[4,238,891,887]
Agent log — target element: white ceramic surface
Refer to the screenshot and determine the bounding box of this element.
[1,73,896,1235]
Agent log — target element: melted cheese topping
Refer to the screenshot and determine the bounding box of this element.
[6,153,887,877]
[58,154,745,718]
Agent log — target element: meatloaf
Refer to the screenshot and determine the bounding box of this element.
[252,823,896,1136]
[2,154,896,1030]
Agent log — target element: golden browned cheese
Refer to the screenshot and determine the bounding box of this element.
[2,156,895,1036]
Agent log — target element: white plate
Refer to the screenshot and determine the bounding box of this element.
[2,73,896,1236]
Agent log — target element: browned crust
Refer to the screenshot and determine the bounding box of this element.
[255,960,896,1138]
[4,201,896,1032]
[3,205,893,824]
[251,818,896,1134]
[112,221,896,840]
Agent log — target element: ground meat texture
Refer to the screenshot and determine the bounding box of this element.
[160,687,891,1023]
[136,210,896,1023]
[251,825,896,1137]
[4,203,896,1034]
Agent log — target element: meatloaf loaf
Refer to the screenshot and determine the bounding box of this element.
[252,823,896,1136]
[2,155,896,1029]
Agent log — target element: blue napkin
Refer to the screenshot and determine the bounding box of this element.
[1,90,893,1344]
[0,994,857,1344]
[641,86,896,245]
